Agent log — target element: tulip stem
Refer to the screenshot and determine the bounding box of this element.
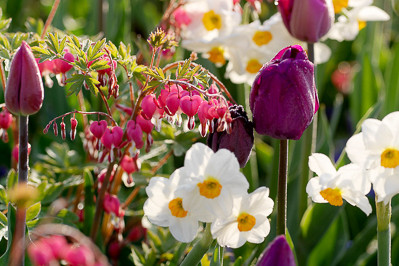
[10,115,29,266]
[277,139,288,235]
[376,199,391,266]
[180,224,214,266]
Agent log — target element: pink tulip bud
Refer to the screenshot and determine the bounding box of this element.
[90,120,108,139]
[0,109,12,129]
[5,41,44,115]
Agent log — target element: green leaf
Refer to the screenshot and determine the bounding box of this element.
[89,59,110,71]
[6,169,17,190]
[83,169,95,235]
[0,18,12,32]
[26,202,41,221]
[31,46,51,56]
[0,211,7,226]
[0,204,16,263]
[0,185,7,204]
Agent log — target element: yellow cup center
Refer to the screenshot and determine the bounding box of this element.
[252,30,273,46]
[333,0,349,13]
[246,59,262,74]
[202,10,222,31]
[197,177,222,199]
[320,188,343,206]
[237,212,256,232]
[207,47,226,65]
[381,148,399,168]
[358,20,367,31]
[168,197,188,218]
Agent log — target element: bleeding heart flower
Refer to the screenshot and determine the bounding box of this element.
[126,120,144,149]
[101,126,124,149]
[53,51,75,74]
[136,114,153,134]
[90,120,108,139]
[121,155,138,174]
[103,193,121,216]
[70,117,78,140]
[141,94,158,119]
[180,95,203,117]
[12,143,31,163]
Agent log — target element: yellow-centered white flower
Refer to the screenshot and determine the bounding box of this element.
[211,187,274,248]
[177,143,249,222]
[143,168,199,242]
[328,0,389,41]
[306,153,372,215]
[346,111,399,203]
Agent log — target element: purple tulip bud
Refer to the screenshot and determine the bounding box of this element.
[250,45,318,140]
[278,0,334,43]
[5,41,44,116]
[207,105,254,168]
[256,235,296,266]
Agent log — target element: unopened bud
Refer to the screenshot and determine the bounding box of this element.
[70,117,78,140]
[60,121,66,140]
[53,122,58,136]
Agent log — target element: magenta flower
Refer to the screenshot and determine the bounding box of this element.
[250,45,318,140]
[256,235,296,266]
[278,0,334,43]
[5,41,44,115]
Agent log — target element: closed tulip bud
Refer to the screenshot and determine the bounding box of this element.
[5,41,44,116]
[256,235,295,266]
[207,105,254,168]
[278,0,334,43]
[250,45,318,140]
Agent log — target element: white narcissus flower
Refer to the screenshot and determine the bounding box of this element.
[306,153,372,215]
[211,187,274,248]
[143,168,199,243]
[328,0,389,41]
[346,111,399,204]
[177,143,249,222]
[181,0,241,41]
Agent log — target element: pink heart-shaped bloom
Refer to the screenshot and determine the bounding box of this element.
[101,126,123,149]
[180,95,203,117]
[90,120,108,139]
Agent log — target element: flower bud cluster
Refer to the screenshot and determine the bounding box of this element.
[88,52,119,99]
[0,108,13,142]
[140,83,232,138]
[43,115,79,142]
[28,235,106,266]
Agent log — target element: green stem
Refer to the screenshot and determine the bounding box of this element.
[376,199,391,266]
[277,139,288,235]
[180,224,214,266]
[298,42,318,219]
[10,115,29,266]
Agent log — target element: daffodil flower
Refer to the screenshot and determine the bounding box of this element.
[346,111,399,204]
[328,0,389,41]
[177,143,249,222]
[211,187,274,248]
[143,168,199,243]
[306,153,372,215]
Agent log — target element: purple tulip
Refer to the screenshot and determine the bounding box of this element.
[256,235,296,266]
[250,45,318,140]
[5,41,44,116]
[278,0,334,43]
[207,105,254,168]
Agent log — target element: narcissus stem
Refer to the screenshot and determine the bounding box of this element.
[376,199,391,266]
[277,139,288,235]
[180,224,214,266]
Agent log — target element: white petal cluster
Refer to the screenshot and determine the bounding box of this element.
[346,111,399,204]
[143,143,274,248]
[327,0,390,41]
[306,153,372,215]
